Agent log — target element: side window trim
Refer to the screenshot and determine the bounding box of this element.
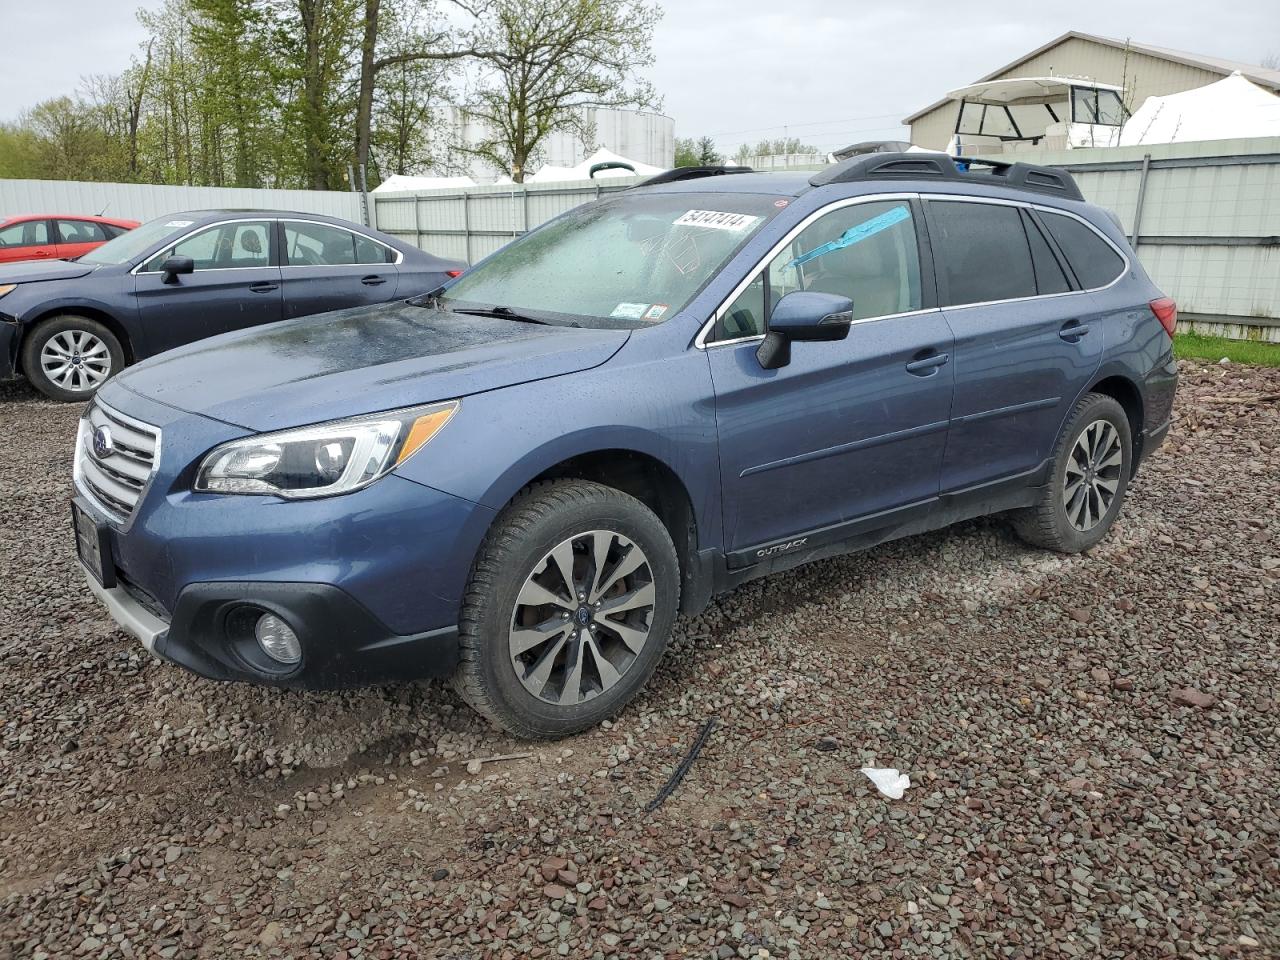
[696,192,926,349]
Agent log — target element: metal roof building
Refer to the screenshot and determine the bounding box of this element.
[905,32,1280,151]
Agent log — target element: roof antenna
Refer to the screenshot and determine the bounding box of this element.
[96,202,109,217]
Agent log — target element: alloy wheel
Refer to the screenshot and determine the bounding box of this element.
[1063,419,1123,532]
[40,330,112,393]
[509,529,656,706]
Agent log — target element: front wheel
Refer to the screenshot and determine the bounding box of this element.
[454,480,680,739]
[22,316,124,401]
[1012,392,1133,553]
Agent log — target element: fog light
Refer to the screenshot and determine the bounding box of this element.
[255,613,301,665]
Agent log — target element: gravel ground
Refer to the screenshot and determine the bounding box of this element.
[1,362,1277,959]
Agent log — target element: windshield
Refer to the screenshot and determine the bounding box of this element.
[439,191,785,328]
[79,216,198,266]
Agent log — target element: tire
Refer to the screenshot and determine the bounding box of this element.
[454,480,680,739]
[21,316,124,402]
[1012,392,1133,553]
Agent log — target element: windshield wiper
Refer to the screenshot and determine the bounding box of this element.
[451,305,552,326]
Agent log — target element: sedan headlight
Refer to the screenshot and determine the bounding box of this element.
[194,401,457,498]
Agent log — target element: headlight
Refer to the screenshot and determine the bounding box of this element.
[0,284,16,298]
[194,401,457,498]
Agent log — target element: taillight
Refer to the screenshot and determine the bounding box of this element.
[445,269,463,279]
[1149,297,1177,337]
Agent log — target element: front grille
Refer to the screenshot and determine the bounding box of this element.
[75,401,162,524]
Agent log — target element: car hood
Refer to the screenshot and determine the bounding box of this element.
[110,302,631,431]
[0,259,99,284]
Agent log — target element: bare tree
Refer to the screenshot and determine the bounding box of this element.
[461,0,660,182]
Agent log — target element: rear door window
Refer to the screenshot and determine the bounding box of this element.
[284,222,370,266]
[928,201,1037,306]
[1039,212,1126,289]
[56,220,109,244]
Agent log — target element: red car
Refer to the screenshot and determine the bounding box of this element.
[0,214,141,264]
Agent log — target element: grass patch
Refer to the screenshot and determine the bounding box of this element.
[1174,333,1280,368]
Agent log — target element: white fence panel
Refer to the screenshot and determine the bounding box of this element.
[0,179,364,226]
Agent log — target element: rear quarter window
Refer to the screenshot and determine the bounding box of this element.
[1040,212,1126,289]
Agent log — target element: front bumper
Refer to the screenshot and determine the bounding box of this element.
[87,571,460,688]
[76,383,496,689]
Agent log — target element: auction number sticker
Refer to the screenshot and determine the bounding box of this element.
[165,220,195,228]
[610,302,651,319]
[673,210,760,232]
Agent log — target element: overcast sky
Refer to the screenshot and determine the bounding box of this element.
[5,0,1278,155]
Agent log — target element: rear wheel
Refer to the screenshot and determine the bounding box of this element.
[1012,392,1132,553]
[22,316,123,401]
[454,480,680,739]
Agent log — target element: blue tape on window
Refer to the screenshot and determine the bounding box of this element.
[786,206,911,270]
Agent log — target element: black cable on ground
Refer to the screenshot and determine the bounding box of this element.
[644,717,718,813]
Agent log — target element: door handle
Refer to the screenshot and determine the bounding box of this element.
[905,352,950,375]
[361,275,387,286]
[34,250,51,257]
[249,282,279,293]
[1059,321,1091,342]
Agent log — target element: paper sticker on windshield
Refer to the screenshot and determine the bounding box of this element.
[165,220,194,228]
[610,302,651,319]
[644,304,668,320]
[673,210,760,232]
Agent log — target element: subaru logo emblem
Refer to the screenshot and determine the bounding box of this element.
[92,425,114,460]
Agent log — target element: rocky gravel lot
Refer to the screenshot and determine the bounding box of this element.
[1,361,1277,959]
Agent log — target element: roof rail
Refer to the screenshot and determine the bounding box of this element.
[808,152,1083,202]
[634,165,754,188]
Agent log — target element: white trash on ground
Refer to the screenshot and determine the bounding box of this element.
[861,767,911,799]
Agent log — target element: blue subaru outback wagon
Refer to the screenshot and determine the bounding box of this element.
[73,154,1177,738]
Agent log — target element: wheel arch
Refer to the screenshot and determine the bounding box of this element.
[1086,373,1145,473]
[486,446,705,615]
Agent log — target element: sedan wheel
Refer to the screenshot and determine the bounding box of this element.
[40,329,113,394]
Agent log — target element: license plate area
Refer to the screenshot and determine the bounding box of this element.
[72,500,116,588]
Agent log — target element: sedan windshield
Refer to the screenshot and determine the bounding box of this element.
[79,216,196,266]
[439,191,785,328]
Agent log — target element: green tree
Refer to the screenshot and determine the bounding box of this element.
[462,0,661,182]
[674,136,722,166]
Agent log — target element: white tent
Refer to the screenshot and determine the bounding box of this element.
[372,174,477,193]
[526,147,664,183]
[1121,72,1280,146]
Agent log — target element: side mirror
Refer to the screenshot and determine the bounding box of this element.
[161,255,195,284]
[756,291,854,369]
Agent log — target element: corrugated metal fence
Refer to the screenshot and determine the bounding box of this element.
[0,178,363,225]
[372,177,642,263]
[1016,137,1280,342]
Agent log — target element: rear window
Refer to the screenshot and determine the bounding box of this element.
[928,201,1037,306]
[1040,212,1126,289]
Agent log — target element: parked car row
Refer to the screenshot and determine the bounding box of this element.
[0,211,465,400]
[68,154,1178,738]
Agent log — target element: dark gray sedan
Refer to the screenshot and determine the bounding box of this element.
[0,210,465,400]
